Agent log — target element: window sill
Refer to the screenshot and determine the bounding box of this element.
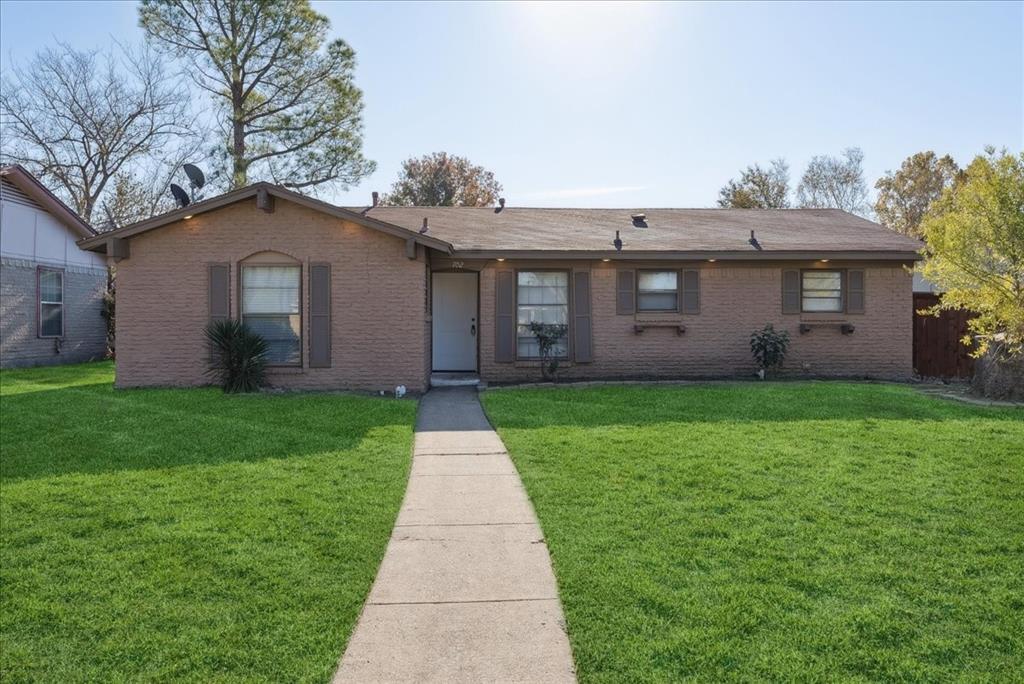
[799,313,847,322]
[635,313,683,322]
[514,360,572,368]
[266,366,305,375]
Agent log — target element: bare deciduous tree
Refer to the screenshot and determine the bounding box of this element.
[797,147,870,216]
[0,41,202,226]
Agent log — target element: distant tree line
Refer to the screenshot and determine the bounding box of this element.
[717,147,968,240]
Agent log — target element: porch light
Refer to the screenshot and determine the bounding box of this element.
[707,258,716,262]
[496,258,506,262]
[601,258,611,262]
[183,215,193,220]
[820,259,830,263]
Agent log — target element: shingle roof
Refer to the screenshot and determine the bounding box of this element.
[77,179,922,260]
[78,182,451,253]
[355,206,922,256]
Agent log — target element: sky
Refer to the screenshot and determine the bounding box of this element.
[1,1,1021,209]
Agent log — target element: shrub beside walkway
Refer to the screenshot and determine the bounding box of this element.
[334,387,575,682]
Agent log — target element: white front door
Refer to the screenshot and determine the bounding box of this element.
[432,272,478,371]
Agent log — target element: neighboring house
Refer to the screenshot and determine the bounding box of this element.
[1,165,107,368]
[912,272,941,294]
[77,183,922,392]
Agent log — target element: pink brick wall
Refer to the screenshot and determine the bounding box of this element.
[115,197,430,392]
[478,260,913,383]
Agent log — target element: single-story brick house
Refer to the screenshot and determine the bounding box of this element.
[1,165,108,368]
[78,182,922,392]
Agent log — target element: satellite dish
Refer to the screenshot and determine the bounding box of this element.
[170,183,191,208]
[183,164,206,190]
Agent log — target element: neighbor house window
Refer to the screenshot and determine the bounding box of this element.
[637,271,678,312]
[516,271,569,359]
[38,267,63,338]
[802,270,843,312]
[241,264,301,365]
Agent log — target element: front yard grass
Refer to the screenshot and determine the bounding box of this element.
[1,362,415,683]
[482,382,1023,682]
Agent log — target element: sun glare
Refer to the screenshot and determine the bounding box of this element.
[512,1,663,72]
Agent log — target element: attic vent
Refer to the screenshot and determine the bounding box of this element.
[0,178,42,210]
[631,213,647,228]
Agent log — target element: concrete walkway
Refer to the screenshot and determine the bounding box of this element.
[333,387,576,683]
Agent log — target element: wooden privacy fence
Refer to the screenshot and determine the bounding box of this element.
[913,293,975,379]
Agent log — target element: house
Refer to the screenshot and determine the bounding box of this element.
[1,165,108,368]
[77,183,922,392]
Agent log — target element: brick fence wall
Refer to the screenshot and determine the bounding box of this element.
[0,258,107,368]
[114,198,429,392]
[479,259,913,383]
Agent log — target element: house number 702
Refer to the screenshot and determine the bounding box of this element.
[451,261,464,270]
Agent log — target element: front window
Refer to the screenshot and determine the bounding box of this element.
[516,271,569,359]
[242,264,301,365]
[38,268,63,337]
[802,270,843,312]
[637,271,678,312]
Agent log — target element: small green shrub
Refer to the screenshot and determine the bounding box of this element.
[750,323,790,377]
[528,322,569,381]
[204,319,269,393]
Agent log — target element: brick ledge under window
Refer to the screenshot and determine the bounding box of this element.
[514,360,574,369]
[266,367,306,375]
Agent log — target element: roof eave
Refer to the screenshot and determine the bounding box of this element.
[446,249,923,261]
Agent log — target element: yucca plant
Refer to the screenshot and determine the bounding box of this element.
[204,319,269,393]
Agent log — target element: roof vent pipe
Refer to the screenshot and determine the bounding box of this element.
[371,191,379,207]
[748,229,762,251]
[495,197,506,214]
[420,217,429,234]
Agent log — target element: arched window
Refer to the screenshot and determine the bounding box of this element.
[240,252,301,365]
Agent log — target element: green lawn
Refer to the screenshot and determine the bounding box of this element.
[1,362,415,683]
[482,383,1024,682]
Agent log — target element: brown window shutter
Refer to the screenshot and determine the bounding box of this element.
[782,269,801,314]
[208,263,230,363]
[209,263,230,323]
[309,263,331,367]
[616,269,635,315]
[680,269,700,313]
[495,270,515,363]
[846,269,865,314]
[573,271,593,363]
